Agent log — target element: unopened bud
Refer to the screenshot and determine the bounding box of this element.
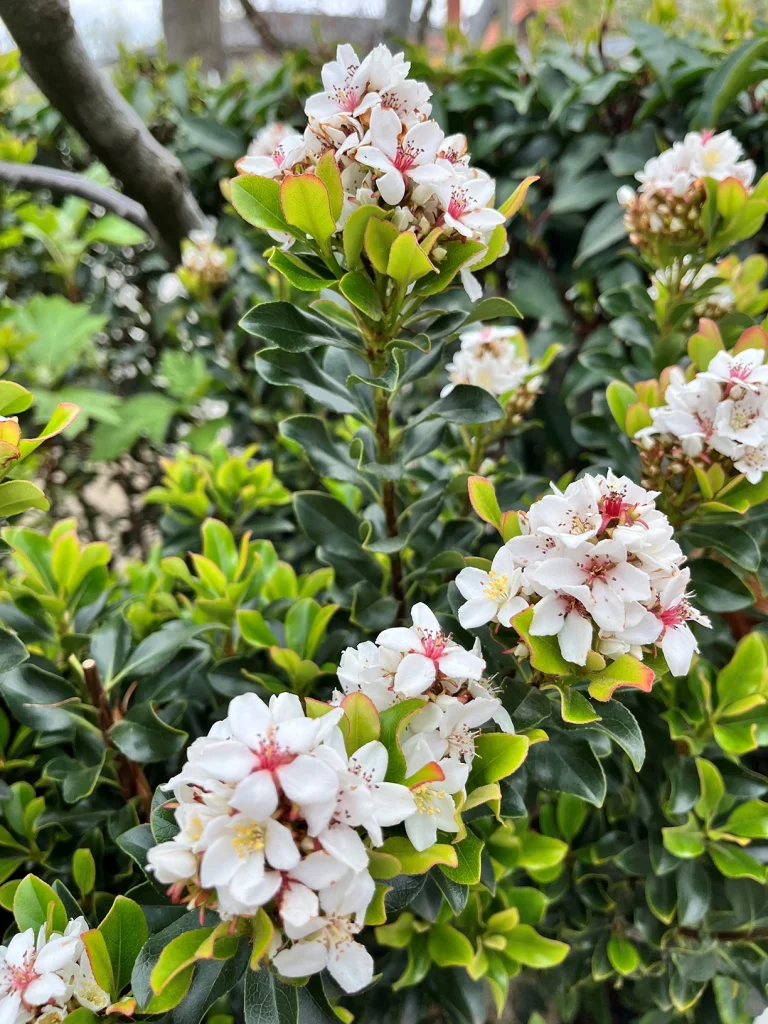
[585,651,606,672]
[513,643,529,660]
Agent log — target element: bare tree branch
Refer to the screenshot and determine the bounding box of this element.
[236,0,287,56]
[0,160,170,256]
[0,0,207,261]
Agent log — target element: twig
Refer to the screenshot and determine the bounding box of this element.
[236,0,287,56]
[0,160,169,259]
[83,658,153,820]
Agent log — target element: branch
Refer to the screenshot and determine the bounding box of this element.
[83,658,153,820]
[0,160,170,257]
[236,0,287,56]
[0,0,206,261]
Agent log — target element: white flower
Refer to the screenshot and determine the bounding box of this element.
[236,123,306,178]
[356,106,448,206]
[334,740,416,846]
[684,129,755,186]
[199,812,300,906]
[529,592,595,666]
[649,570,711,676]
[700,348,768,395]
[376,602,485,695]
[733,439,768,484]
[442,324,538,398]
[304,44,382,120]
[404,756,468,851]
[455,546,528,628]
[435,175,504,238]
[273,872,375,993]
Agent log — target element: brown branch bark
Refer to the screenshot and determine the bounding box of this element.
[83,658,153,820]
[0,0,206,261]
[236,0,287,56]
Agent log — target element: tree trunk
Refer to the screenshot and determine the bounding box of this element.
[0,0,207,261]
[384,0,413,43]
[162,0,226,75]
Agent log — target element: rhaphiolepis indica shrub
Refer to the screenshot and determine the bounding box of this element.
[3,39,768,1024]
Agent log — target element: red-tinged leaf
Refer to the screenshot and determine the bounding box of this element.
[512,606,574,676]
[734,325,768,353]
[380,698,427,783]
[405,761,445,787]
[587,654,655,702]
[280,173,336,245]
[468,475,502,530]
[379,836,458,873]
[500,510,522,541]
[717,176,747,219]
[304,697,333,719]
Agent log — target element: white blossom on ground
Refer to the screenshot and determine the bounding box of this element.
[455,471,709,675]
[145,690,420,993]
[236,44,505,300]
[0,919,108,1024]
[636,348,768,483]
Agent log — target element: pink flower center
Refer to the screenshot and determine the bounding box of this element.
[333,85,362,113]
[420,630,448,662]
[658,602,689,629]
[728,362,753,382]
[598,491,644,531]
[5,959,37,994]
[393,144,423,173]
[446,187,469,219]
[252,733,293,772]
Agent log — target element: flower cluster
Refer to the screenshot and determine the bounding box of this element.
[157,224,232,303]
[335,603,513,848]
[236,45,504,298]
[635,347,768,484]
[455,471,709,676]
[146,691,418,993]
[617,130,756,255]
[441,324,544,414]
[649,260,736,321]
[0,919,109,1024]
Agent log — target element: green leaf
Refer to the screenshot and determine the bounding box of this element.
[237,610,279,649]
[439,831,483,885]
[98,895,149,994]
[708,841,767,882]
[467,733,529,788]
[244,965,298,1024]
[83,213,147,247]
[266,249,335,292]
[340,692,380,754]
[556,793,588,843]
[684,525,760,573]
[0,626,28,673]
[412,239,486,297]
[607,934,639,976]
[689,559,753,613]
[280,173,336,244]
[379,698,427,783]
[512,606,573,675]
[0,480,49,517]
[461,297,522,327]
[14,873,67,934]
[436,384,504,425]
[110,703,188,764]
[231,175,291,234]
[467,476,501,529]
[0,382,32,417]
[517,831,568,871]
[387,232,435,287]
[720,799,768,839]
[240,302,343,352]
[82,929,115,996]
[72,848,96,896]
[314,151,344,221]
[694,36,768,128]
[662,819,705,859]
[293,491,382,589]
[529,733,606,807]
[605,380,637,431]
[379,836,458,874]
[716,632,767,709]
[587,699,646,771]
[694,758,724,823]
[113,621,215,684]
[546,683,600,724]
[428,924,474,967]
[574,202,627,265]
[504,925,569,968]
[89,393,176,461]
[343,205,390,271]
[364,217,399,274]
[13,295,107,387]
[676,859,711,927]
[339,271,383,321]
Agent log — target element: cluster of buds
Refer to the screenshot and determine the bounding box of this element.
[157,224,234,303]
[617,130,757,264]
[0,919,109,1024]
[457,471,709,676]
[441,324,546,419]
[235,45,517,300]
